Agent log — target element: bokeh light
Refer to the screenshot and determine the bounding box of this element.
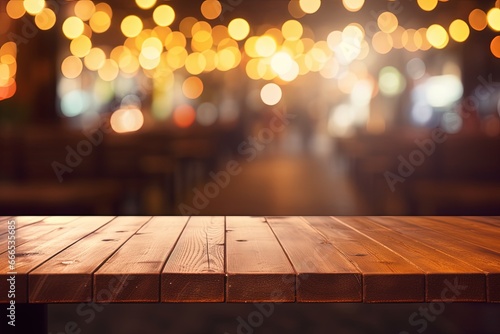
[136,0,157,10]
[182,76,204,99]
[173,104,196,128]
[61,56,83,79]
[35,8,56,31]
[426,24,449,49]
[121,15,143,38]
[299,0,321,14]
[228,18,250,41]
[153,5,175,27]
[417,0,438,12]
[260,83,282,106]
[342,0,364,12]
[487,8,500,31]
[111,108,145,133]
[201,0,222,20]
[491,36,500,58]
[469,9,487,31]
[63,17,85,39]
[449,19,470,43]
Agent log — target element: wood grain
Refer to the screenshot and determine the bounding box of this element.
[0,216,114,303]
[95,216,189,302]
[266,216,362,302]
[162,216,225,302]
[303,217,425,303]
[369,216,500,302]
[29,217,150,303]
[336,216,486,302]
[226,216,295,302]
[0,216,47,236]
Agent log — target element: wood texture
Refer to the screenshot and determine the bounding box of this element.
[29,217,150,303]
[2,216,499,303]
[94,216,189,302]
[0,216,114,303]
[368,216,500,302]
[336,216,486,302]
[266,216,362,302]
[303,217,425,303]
[162,216,225,302]
[226,216,295,302]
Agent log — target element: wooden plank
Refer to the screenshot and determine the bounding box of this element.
[226,216,295,302]
[0,216,47,236]
[0,217,80,252]
[303,216,425,303]
[461,216,500,227]
[368,216,500,302]
[94,216,189,303]
[266,216,362,302]
[29,217,150,303]
[0,216,114,303]
[336,217,486,302]
[162,216,224,302]
[409,217,500,254]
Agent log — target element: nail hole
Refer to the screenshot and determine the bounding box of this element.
[236,239,247,242]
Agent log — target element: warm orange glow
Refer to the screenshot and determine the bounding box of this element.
[491,36,500,58]
[469,9,487,31]
[111,108,145,133]
[201,0,222,20]
[182,76,204,99]
[173,104,196,128]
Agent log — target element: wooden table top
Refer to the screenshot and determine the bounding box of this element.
[1,216,499,304]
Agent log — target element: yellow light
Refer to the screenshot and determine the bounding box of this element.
[200,50,216,72]
[372,31,393,54]
[153,5,175,27]
[74,0,95,21]
[212,25,229,45]
[89,11,111,33]
[121,16,143,38]
[426,24,449,49]
[469,9,487,31]
[270,52,293,75]
[139,53,160,70]
[449,19,470,42]
[182,76,204,99]
[487,8,500,31]
[185,52,206,75]
[299,0,321,14]
[255,36,277,57]
[35,8,56,31]
[377,12,398,33]
[7,0,26,19]
[135,0,156,10]
[260,83,282,106]
[63,17,85,39]
[342,0,364,12]
[165,31,187,49]
[166,46,188,69]
[111,108,144,133]
[282,20,303,41]
[141,37,163,60]
[201,0,222,20]
[192,31,213,52]
[24,0,45,15]
[417,0,438,11]
[61,56,83,79]
[70,35,92,58]
[216,48,238,71]
[491,36,500,58]
[98,59,119,81]
[228,18,250,41]
[84,47,106,71]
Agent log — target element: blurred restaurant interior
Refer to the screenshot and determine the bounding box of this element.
[1,0,500,216]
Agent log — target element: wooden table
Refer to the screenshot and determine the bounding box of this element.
[1,216,499,304]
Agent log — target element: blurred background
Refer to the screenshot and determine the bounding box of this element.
[1,0,500,216]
